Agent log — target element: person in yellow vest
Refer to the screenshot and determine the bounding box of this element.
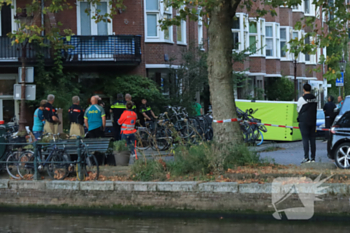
[110,93,126,141]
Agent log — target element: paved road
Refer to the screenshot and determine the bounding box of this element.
[259,140,333,165]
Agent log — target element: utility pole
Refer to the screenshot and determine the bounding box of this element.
[294,59,297,101]
[18,44,27,132]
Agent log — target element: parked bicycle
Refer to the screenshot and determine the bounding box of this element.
[17,133,71,180]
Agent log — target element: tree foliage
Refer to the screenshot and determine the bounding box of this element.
[266,77,295,101]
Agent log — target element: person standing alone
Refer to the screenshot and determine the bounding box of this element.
[297,83,317,163]
[68,96,85,138]
[323,96,336,142]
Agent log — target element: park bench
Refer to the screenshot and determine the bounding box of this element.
[42,137,113,165]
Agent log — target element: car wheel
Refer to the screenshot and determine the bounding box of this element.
[334,142,350,169]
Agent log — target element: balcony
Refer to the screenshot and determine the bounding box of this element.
[0,37,51,66]
[62,35,142,66]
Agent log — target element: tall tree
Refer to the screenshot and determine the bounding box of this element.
[162,0,349,144]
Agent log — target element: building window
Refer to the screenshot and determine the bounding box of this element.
[77,1,112,35]
[265,26,273,56]
[260,19,265,56]
[304,0,310,14]
[231,13,249,52]
[163,2,172,41]
[232,17,240,50]
[176,9,186,44]
[292,30,305,62]
[198,10,203,48]
[265,23,280,58]
[280,27,290,59]
[145,0,173,42]
[0,3,12,37]
[305,36,310,61]
[249,22,258,53]
[280,28,286,57]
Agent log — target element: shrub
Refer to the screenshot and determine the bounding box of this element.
[112,140,128,152]
[130,142,269,180]
[131,159,166,181]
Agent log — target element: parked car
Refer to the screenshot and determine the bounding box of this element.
[327,110,350,168]
[332,95,350,127]
[316,109,325,137]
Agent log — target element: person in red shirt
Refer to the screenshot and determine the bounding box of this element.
[118,101,137,156]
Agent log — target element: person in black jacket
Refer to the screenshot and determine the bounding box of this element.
[110,93,126,141]
[297,83,318,163]
[68,96,85,138]
[323,96,336,141]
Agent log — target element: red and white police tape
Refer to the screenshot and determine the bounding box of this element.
[213,117,330,131]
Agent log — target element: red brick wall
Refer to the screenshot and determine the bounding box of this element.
[266,59,281,74]
[249,57,266,73]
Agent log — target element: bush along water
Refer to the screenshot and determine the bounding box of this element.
[131,141,272,181]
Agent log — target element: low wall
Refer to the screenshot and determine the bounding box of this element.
[0,180,349,214]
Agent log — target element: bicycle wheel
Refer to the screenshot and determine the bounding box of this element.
[135,129,151,150]
[17,151,35,179]
[6,151,22,179]
[151,125,172,151]
[47,151,70,180]
[83,153,99,181]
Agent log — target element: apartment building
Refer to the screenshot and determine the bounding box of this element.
[0,0,328,123]
[233,1,328,106]
[0,0,207,123]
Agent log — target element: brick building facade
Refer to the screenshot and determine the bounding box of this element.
[233,2,328,106]
[0,0,327,124]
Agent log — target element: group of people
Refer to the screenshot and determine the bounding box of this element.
[32,93,158,156]
[297,83,344,164]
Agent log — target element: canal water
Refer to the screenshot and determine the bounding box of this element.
[0,213,349,233]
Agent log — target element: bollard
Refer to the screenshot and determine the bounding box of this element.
[134,140,138,160]
[76,136,84,181]
[33,141,40,181]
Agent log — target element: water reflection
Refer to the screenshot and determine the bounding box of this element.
[0,213,349,233]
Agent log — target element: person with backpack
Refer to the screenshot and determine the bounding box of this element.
[297,83,318,163]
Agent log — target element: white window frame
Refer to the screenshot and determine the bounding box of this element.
[176,8,186,45]
[0,1,17,37]
[292,1,304,12]
[291,30,305,63]
[304,0,316,16]
[280,26,292,60]
[249,17,264,57]
[304,34,316,64]
[265,22,280,59]
[198,9,204,49]
[76,0,113,36]
[231,13,249,52]
[144,0,174,43]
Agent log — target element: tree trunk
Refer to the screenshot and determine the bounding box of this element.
[19,46,27,132]
[207,0,242,144]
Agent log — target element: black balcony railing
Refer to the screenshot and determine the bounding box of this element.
[62,35,142,64]
[0,37,51,62]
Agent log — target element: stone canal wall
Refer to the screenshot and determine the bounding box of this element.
[0,180,350,214]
